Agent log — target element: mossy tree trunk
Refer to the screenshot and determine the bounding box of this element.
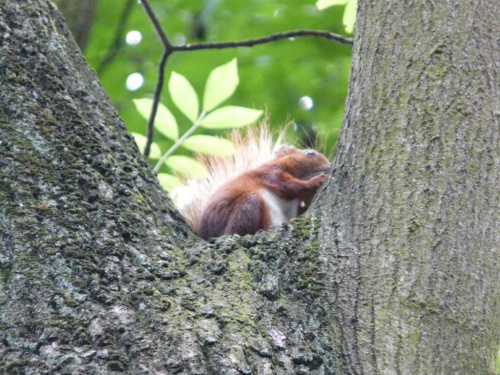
[0,1,498,375]
[314,0,500,374]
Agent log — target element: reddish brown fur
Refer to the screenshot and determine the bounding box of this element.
[197,146,330,239]
[173,126,284,231]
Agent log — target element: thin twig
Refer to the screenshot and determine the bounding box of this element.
[154,111,207,172]
[139,0,353,160]
[97,0,135,75]
[139,0,171,48]
[172,30,353,51]
[144,49,172,157]
[140,0,173,157]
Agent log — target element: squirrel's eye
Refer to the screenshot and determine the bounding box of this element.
[303,150,316,156]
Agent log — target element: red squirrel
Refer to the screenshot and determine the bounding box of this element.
[196,145,330,239]
[172,127,331,239]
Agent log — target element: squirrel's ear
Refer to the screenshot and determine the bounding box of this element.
[275,145,297,157]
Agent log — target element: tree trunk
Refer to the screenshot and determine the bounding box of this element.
[314,0,500,373]
[0,1,498,375]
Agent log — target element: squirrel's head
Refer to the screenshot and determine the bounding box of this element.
[274,145,331,179]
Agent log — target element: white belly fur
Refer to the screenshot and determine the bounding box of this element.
[259,188,300,227]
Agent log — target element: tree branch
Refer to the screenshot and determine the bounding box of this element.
[139,0,353,158]
[144,49,171,157]
[173,30,353,51]
[139,0,171,48]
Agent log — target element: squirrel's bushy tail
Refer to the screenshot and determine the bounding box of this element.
[172,125,284,232]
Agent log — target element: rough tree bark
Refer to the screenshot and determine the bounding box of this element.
[315,1,500,374]
[0,1,498,375]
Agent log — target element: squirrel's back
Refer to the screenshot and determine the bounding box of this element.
[196,143,330,239]
[172,126,284,232]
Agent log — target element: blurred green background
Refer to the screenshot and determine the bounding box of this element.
[80,0,352,160]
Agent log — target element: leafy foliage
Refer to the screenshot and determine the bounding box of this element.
[316,0,358,33]
[132,59,263,190]
[84,0,353,160]
[201,106,264,129]
[130,133,162,158]
[169,72,199,122]
[181,135,235,156]
[164,155,208,178]
[133,99,178,140]
[203,58,239,112]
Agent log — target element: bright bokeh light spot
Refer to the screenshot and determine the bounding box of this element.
[299,96,314,110]
[126,30,142,45]
[126,73,144,91]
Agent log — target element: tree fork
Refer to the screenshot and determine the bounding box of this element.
[0,2,341,373]
[0,0,499,374]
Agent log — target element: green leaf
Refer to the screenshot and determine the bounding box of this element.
[182,135,235,156]
[203,58,239,112]
[165,156,208,178]
[343,0,358,34]
[157,173,183,192]
[200,106,263,129]
[316,0,356,34]
[169,72,199,122]
[131,132,162,159]
[133,98,179,140]
[316,0,346,10]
